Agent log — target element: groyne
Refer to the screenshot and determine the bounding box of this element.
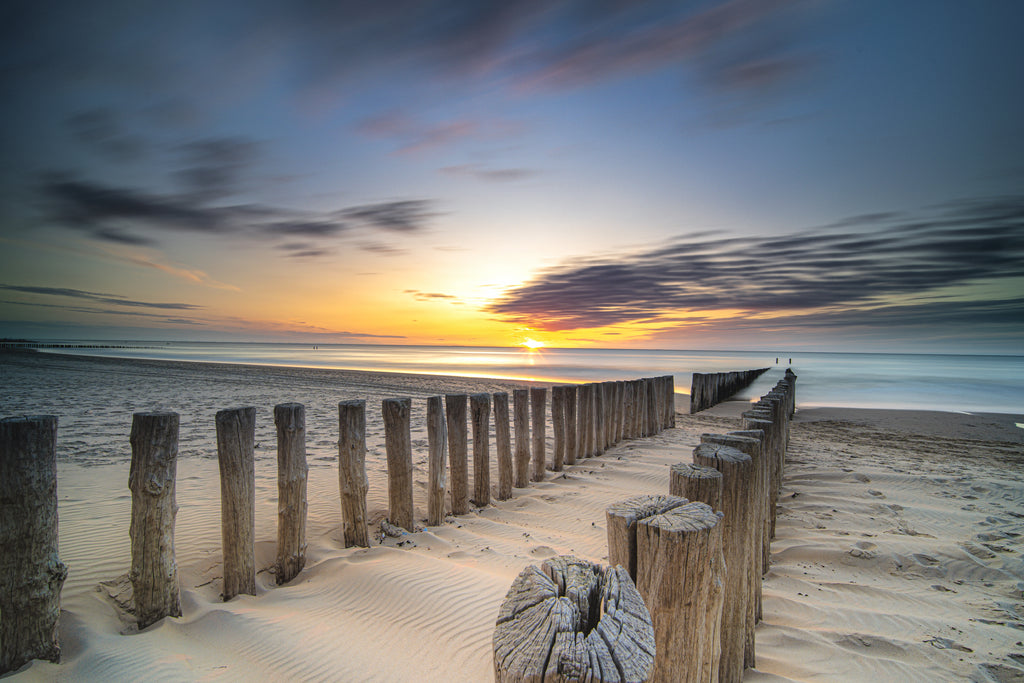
[690,368,770,414]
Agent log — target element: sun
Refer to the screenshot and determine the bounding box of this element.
[520,338,545,350]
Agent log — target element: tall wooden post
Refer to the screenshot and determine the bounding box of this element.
[383,398,414,532]
[669,462,722,511]
[0,416,66,673]
[216,407,256,600]
[592,382,605,456]
[530,387,546,482]
[575,384,590,460]
[274,403,307,585]
[606,494,687,581]
[426,396,447,526]
[551,386,566,471]
[512,389,530,488]
[564,385,577,465]
[338,400,370,547]
[471,393,491,507]
[128,411,181,629]
[493,392,513,500]
[613,380,625,444]
[446,394,469,515]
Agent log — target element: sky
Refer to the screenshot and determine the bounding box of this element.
[1,0,1022,353]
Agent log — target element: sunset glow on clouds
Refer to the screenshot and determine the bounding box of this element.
[1,1,1022,352]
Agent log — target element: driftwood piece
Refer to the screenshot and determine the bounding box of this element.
[216,407,256,600]
[0,416,66,673]
[338,400,370,547]
[605,494,687,581]
[493,555,655,682]
[471,393,491,507]
[693,442,753,681]
[669,462,722,512]
[493,392,513,501]
[551,386,566,472]
[274,403,307,585]
[637,502,725,683]
[128,411,182,629]
[513,389,531,488]
[383,398,414,531]
[427,396,448,525]
[564,386,577,466]
[530,387,547,482]
[446,394,470,515]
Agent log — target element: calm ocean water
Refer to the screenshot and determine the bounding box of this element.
[39,341,1024,414]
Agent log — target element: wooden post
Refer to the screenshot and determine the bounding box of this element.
[446,394,469,515]
[0,416,66,673]
[426,396,448,525]
[669,462,722,511]
[576,384,590,459]
[693,442,753,681]
[512,389,530,489]
[338,400,370,547]
[605,493,687,581]
[665,375,676,428]
[216,407,256,600]
[623,380,636,440]
[613,380,625,443]
[383,398,414,532]
[128,411,182,629]
[493,392,513,501]
[564,385,577,466]
[274,403,307,585]
[530,387,546,482]
[637,501,725,683]
[492,555,655,682]
[471,393,491,507]
[593,382,605,455]
[551,386,566,471]
[645,377,658,436]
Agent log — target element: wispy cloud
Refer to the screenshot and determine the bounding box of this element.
[486,195,1024,332]
[0,284,203,311]
[441,164,539,182]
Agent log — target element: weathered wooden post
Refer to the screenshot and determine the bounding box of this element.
[530,387,546,482]
[593,382,605,455]
[493,392,513,501]
[637,501,725,683]
[383,398,414,532]
[471,393,491,507]
[623,380,636,439]
[564,385,577,466]
[664,375,676,428]
[216,407,256,600]
[338,400,370,547]
[512,389,530,488]
[128,411,181,629]
[645,377,658,436]
[0,416,67,673]
[446,394,470,515]
[551,386,566,471]
[426,396,448,525]
[613,380,625,443]
[575,384,590,459]
[693,442,753,681]
[606,494,687,580]
[274,403,307,585]
[669,462,722,511]
[492,555,655,682]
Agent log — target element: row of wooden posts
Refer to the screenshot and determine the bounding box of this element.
[689,367,770,414]
[494,368,797,682]
[0,375,677,674]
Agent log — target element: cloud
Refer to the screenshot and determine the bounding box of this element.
[485,195,1024,332]
[173,137,261,201]
[66,108,146,162]
[0,284,202,311]
[341,200,438,232]
[441,164,539,182]
[405,289,460,302]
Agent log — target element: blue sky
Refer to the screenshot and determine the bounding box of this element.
[1,0,1022,352]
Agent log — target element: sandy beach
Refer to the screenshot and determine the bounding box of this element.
[2,353,1023,681]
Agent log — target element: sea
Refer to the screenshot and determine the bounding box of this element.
[19,340,1024,414]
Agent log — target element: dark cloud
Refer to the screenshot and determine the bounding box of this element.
[486,195,1024,331]
[173,137,260,201]
[0,284,202,311]
[342,200,438,232]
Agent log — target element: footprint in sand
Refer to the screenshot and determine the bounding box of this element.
[868,489,885,498]
[529,545,557,558]
[853,473,871,483]
[849,541,877,559]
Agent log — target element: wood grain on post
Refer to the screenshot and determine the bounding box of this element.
[492,555,655,682]
[613,380,625,444]
[623,380,636,440]
[492,392,513,501]
[606,494,687,581]
[512,389,530,489]
[593,382,605,455]
[446,394,470,514]
[693,442,753,682]
[0,416,66,673]
[637,501,725,683]
[665,375,676,428]
[274,403,307,585]
[426,396,448,525]
[470,393,491,507]
[551,386,566,472]
[128,411,182,629]
[576,384,590,459]
[530,387,547,482]
[216,406,256,600]
[564,386,577,466]
[338,400,370,547]
[383,398,414,532]
[669,462,722,511]
[645,378,658,437]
